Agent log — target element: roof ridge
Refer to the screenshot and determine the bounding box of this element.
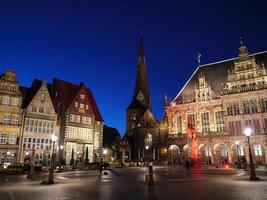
[199,50,267,68]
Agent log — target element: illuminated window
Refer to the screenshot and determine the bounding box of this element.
[201,112,210,132]
[254,145,262,156]
[0,133,8,144]
[237,144,244,156]
[11,115,19,125]
[144,133,152,147]
[215,111,224,132]
[2,96,9,105]
[3,114,10,124]
[75,102,78,108]
[70,114,75,122]
[220,147,228,157]
[11,98,19,106]
[176,115,182,133]
[205,147,211,157]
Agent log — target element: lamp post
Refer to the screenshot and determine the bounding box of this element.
[103,149,108,162]
[235,141,241,168]
[44,134,57,184]
[58,145,64,172]
[244,128,259,180]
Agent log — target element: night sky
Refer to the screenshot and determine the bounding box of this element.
[0,1,267,135]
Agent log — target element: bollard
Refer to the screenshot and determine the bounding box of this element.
[148,165,154,186]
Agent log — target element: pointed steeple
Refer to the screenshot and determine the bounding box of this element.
[132,35,151,110]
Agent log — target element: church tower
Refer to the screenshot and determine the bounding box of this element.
[126,36,152,135]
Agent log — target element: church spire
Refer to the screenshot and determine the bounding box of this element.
[132,35,151,110]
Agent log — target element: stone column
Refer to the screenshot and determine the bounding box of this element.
[153,148,156,160]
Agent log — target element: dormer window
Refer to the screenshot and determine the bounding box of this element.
[86,104,89,110]
[75,102,78,108]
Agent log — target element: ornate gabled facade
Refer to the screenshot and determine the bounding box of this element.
[125,37,168,161]
[0,70,23,164]
[53,79,103,165]
[18,79,59,165]
[166,41,267,165]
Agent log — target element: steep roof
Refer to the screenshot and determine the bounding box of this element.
[20,79,43,108]
[85,88,103,122]
[53,78,103,122]
[174,50,267,104]
[20,79,57,111]
[128,37,151,110]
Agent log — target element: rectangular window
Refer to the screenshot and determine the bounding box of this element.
[70,114,75,122]
[261,98,267,112]
[0,133,8,144]
[32,106,37,112]
[2,96,10,105]
[187,113,195,128]
[254,145,262,156]
[11,98,19,106]
[215,111,224,132]
[201,112,210,132]
[11,115,19,125]
[3,114,10,124]
[176,115,182,133]
[227,102,240,116]
[245,119,261,134]
[9,134,17,144]
[75,102,78,108]
[205,147,212,157]
[86,105,89,110]
[243,99,258,114]
[39,106,44,113]
[82,116,86,124]
[229,121,241,135]
[75,115,80,123]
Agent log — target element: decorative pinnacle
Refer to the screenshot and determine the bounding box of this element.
[197,52,202,66]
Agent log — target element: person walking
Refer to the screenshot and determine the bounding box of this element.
[185,159,191,175]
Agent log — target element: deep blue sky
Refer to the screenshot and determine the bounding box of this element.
[1,1,267,134]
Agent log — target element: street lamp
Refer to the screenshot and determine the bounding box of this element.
[235,141,241,168]
[44,134,57,184]
[58,145,64,172]
[244,128,260,180]
[103,149,108,162]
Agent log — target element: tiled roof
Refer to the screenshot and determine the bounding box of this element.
[85,88,103,122]
[53,78,103,122]
[174,51,267,103]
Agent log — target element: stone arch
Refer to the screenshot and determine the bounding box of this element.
[198,143,212,164]
[168,145,181,164]
[213,143,230,165]
[250,142,266,165]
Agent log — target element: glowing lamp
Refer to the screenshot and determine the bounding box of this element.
[60,145,64,150]
[244,127,252,137]
[235,141,239,145]
[145,145,149,150]
[51,134,57,142]
[103,149,108,155]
